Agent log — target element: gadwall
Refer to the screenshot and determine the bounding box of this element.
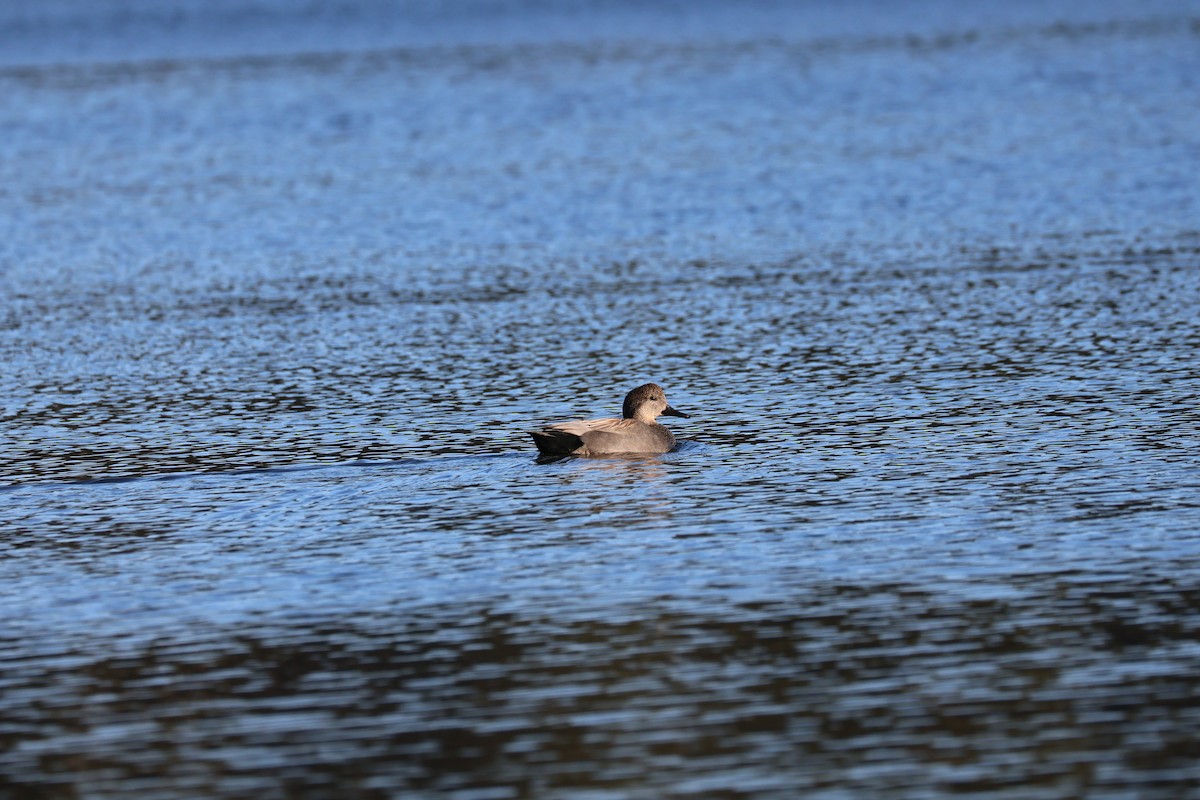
[529,383,690,457]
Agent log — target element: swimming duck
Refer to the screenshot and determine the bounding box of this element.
[529,383,690,456]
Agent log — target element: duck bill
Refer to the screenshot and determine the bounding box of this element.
[662,405,690,418]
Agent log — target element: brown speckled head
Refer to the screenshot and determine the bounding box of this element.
[621,383,690,421]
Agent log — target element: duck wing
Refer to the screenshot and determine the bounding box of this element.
[546,417,633,436]
[529,417,633,456]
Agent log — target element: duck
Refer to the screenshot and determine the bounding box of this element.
[529,383,690,457]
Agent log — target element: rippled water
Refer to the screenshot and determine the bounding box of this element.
[4,1,1200,797]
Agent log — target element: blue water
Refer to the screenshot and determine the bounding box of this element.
[3,1,1200,797]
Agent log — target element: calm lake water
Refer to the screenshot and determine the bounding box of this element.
[3,1,1200,797]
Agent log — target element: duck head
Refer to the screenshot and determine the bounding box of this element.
[622,383,690,423]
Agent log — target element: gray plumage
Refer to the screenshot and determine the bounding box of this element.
[529,383,690,456]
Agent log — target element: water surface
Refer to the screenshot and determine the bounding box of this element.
[3,1,1200,797]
